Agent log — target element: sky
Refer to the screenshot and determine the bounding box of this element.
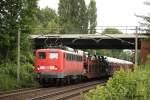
[38,0,150,29]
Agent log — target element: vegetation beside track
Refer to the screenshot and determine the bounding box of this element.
[84,58,150,100]
[0,62,39,91]
[0,0,38,91]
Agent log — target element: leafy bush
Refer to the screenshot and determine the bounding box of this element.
[0,63,17,78]
[19,63,38,87]
[84,65,150,100]
[0,63,38,91]
[0,74,19,91]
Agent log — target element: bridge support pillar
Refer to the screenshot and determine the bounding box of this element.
[140,39,150,64]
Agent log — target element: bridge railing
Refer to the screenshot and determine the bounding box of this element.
[95,26,148,34]
[31,26,149,35]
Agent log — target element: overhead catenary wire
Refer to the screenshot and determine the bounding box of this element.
[100,33,135,45]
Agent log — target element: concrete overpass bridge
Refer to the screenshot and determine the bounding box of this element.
[31,34,147,49]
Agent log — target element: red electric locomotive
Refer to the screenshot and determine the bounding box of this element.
[34,47,85,85]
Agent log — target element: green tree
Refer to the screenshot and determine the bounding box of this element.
[58,0,71,34]
[102,28,123,34]
[79,0,88,34]
[0,0,20,62]
[32,7,58,34]
[141,1,150,33]
[0,0,38,63]
[0,0,38,90]
[119,50,132,61]
[58,0,88,34]
[88,0,97,34]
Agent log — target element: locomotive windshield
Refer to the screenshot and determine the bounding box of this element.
[49,52,58,59]
[38,52,46,59]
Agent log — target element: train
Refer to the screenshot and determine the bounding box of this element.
[33,46,133,86]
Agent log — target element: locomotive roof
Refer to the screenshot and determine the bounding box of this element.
[37,46,75,52]
[36,47,84,56]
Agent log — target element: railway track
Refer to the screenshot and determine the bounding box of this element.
[0,87,52,100]
[0,88,38,95]
[29,80,106,100]
[0,80,106,100]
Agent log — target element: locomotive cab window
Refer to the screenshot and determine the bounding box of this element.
[38,52,46,59]
[49,52,58,59]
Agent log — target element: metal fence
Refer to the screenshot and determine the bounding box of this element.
[96,26,148,34]
[32,26,149,34]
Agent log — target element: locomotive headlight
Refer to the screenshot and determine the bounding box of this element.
[37,68,40,70]
[39,66,45,70]
[49,65,58,70]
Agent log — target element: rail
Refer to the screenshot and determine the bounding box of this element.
[29,80,106,100]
